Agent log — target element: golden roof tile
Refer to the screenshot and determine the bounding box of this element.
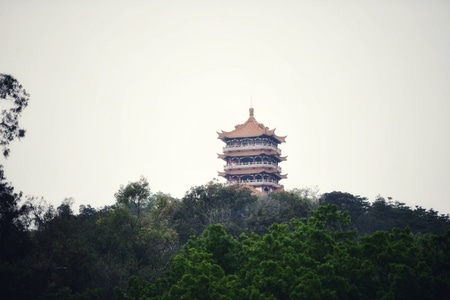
[217,108,286,143]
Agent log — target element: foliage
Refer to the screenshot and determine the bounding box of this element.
[320,192,450,235]
[0,166,31,263]
[119,205,450,299]
[0,178,180,299]
[246,190,313,235]
[0,74,29,157]
[172,181,256,243]
[1,174,450,299]
[0,167,33,299]
[115,176,153,222]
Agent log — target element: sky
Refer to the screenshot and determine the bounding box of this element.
[1,0,450,214]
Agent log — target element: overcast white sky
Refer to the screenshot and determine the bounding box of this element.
[1,0,450,214]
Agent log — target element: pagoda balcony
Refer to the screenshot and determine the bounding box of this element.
[223,144,282,154]
[227,179,281,188]
[224,162,282,172]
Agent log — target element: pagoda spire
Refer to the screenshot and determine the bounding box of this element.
[249,107,254,117]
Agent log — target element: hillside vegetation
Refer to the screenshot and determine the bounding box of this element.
[1,176,449,299]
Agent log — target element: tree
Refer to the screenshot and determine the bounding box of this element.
[0,166,30,262]
[173,181,255,243]
[0,167,32,300]
[115,176,153,222]
[0,75,30,258]
[247,190,313,235]
[116,203,450,300]
[366,196,450,235]
[0,74,30,157]
[319,191,370,231]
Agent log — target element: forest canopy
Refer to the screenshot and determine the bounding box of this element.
[1,177,449,299]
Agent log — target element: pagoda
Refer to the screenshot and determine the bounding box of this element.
[217,107,287,193]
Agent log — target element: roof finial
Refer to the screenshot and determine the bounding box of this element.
[250,95,254,117]
[249,107,254,117]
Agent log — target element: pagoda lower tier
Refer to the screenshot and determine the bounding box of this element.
[219,171,285,193]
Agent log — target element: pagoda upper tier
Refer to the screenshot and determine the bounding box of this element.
[217,107,286,143]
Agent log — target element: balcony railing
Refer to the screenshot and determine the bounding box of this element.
[227,179,281,187]
[224,162,282,172]
[223,144,282,154]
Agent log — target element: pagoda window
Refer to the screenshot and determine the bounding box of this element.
[255,156,262,164]
[255,138,261,145]
[241,139,249,147]
[241,157,252,165]
[242,175,254,182]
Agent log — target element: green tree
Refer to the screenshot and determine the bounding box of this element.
[0,167,30,262]
[357,228,437,299]
[360,196,450,235]
[239,205,357,299]
[173,181,255,243]
[417,230,450,298]
[93,190,179,296]
[116,203,450,300]
[24,199,101,299]
[115,177,153,222]
[0,75,33,298]
[247,190,312,235]
[117,224,245,300]
[319,191,370,231]
[0,74,30,157]
[0,167,33,299]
